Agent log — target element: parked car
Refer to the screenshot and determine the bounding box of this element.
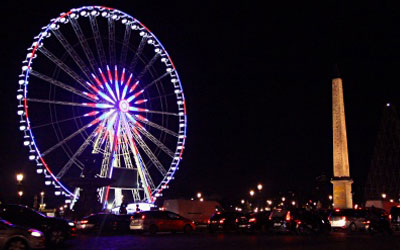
[0,204,75,246]
[0,218,45,250]
[130,210,195,234]
[208,212,248,233]
[389,205,400,231]
[329,208,369,232]
[364,207,392,234]
[76,213,131,233]
[269,208,330,235]
[247,211,272,232]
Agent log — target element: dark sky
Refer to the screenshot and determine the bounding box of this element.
[1,0,400,207]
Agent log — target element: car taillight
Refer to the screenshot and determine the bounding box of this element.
[219,218,225,224]
[249,218,256,223]
[269,213,273,220]
[341,216,346,222]
[141,215,146,220]
[207,220,210,224]
[80,220,88,224]
[294,219,301,225]
[362,220,370,225]
[327,216,331,222]
[130,216,133,220]
[235,218,238,223]
[389,214,392,220]
[285,211,291,221]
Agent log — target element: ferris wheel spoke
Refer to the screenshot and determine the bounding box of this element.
[30,70,96,101]
[142,72,170,91]
[51,28,93,82]
[128,36,148,74]
[130,125,167,176]
[129,107,179,116]
[38,47,95,94]
[119,24,131,67]
[134,115,179,137]
[69,18,99,74]
[56,126,100,179]
[134,123,175,158]
[27,98,113,109]
[137,54,160,81]
[41,110,113,157]
[89,15,107,69]
[31,111,99,129]
[108,17,116,67]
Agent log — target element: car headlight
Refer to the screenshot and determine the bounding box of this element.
[68,222,75,227]
[29,229,43,237]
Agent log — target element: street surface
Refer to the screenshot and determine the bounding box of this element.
[63,232,400,250]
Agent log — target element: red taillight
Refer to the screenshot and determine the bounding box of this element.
[80,220,88,224]
[294,219,301,225]
[285,211,291,221]
[389,214,392,220]
[269,213,273,220]
[335,208,340,212]
[141,215,146,220]
[249,218,256,223]
[341,216,346,221]
[362,220,370,225]
[207,220,210,224]
[130,216,133,220]
[235,218,238,223]
[219,218,225,224]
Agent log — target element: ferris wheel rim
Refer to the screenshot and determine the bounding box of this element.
[18,5,187,202]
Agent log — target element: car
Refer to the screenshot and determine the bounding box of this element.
[208,211,248,233]
[130,210,195,234]
[76,213,131,233]
[247,211,272,232]
[0,218,45,250]
[389,205,400,231]
[329,208,369,232]
[0,204,75,246]
[269,208,330,235]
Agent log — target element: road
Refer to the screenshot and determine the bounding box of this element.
[63,231,400,250]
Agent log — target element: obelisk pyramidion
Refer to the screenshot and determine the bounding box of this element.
[331,69,353,209]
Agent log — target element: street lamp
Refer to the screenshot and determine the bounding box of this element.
[249,190,255,197]
[257,184,263,191]
[199,198,204,202]
[18,191,23,197]
[291,201,296,206]
[241,199,245,204]
[281,197,286,202]
[267,200,272,205]
[381,193,387,199]
[197,192,202,199]
[328,195,333,201]
[16,173,24,183]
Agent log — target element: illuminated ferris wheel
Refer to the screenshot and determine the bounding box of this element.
[16,6,187,208]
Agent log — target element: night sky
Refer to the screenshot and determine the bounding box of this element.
[1,1,400,207]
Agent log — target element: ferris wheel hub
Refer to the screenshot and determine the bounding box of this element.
[119,100,130,113]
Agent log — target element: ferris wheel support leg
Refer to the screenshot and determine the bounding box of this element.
[102,114,121,210]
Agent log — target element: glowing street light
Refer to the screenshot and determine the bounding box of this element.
[197,192,202,199]
[281,197,286,202]
[257,184,263,191]
[241,199,245,204]
[18,191,23,197]
[199,198,204,202]
[249,190,255,197]
[16,173,24,183]
[381,193,387,199]
[291,201,296,206]
[267,200,272,205]
[328,195,333,201]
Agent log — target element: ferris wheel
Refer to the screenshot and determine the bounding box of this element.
[16,6,187,208]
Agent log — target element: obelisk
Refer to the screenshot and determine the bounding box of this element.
[331,68,353,209]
